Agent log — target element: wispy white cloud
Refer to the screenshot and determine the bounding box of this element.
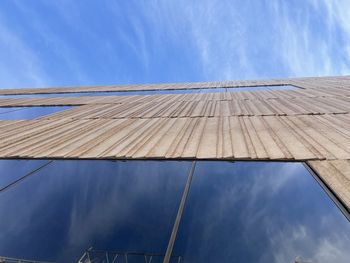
[127,0,259,81]
[274,1,350,76]
[182,0,258,80]
[270,222,350,263]
[318,0,350,75]
[127,0,350,81]
[0,0,350,89]
[0,16,50,88]
[12,0,92,85]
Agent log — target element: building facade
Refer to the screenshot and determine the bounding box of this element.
[0,76,349,262]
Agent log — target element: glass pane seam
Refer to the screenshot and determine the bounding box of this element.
[164,161,197,263]
[0,160,53,193]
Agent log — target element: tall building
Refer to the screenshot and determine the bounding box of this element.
[0,76,349,263]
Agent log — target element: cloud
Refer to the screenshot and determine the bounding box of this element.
[318,0,350,75]
[131,0,350,81]
[0,0,350,90]
[270,222,350,263]
[271,1,350,77]
[131,0,260,81]
[11,1,92,85]
[0,16,50,88]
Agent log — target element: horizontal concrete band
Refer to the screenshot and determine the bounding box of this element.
[0,75,350,211]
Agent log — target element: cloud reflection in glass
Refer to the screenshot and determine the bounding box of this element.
[0,160,190,262]
[173,161,350,263]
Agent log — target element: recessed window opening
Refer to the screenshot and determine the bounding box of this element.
[0,85,298,99]
[0,106,73,120]
[0,160,348,263]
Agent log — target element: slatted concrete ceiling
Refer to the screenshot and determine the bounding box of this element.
[0,75,350,211]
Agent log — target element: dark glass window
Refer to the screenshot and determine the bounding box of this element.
[172,161,350,263]
[0,160,190,262]
[0,159,49,189]
[0,85,298,99]
[0,106,72,120]
[0,160,348,263]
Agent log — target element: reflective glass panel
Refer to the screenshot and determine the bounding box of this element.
[172,161,350,263]
[0,106,72,120]
[0,107,28,114]
[0,159,49,189]
[0,85,298,99]
[0,160,191,262]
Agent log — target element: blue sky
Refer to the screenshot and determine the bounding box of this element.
[0,0,349,89]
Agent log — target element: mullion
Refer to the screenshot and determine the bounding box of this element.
[0,160,53,193]
[163,161,196,263]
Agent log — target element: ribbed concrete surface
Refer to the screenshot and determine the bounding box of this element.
[0,78,290,95]
[1,86,350,107]
[0,75,350,210]
[0,114,349,160]
[38,97,349,118]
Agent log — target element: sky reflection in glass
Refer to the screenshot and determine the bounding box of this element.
[0,160,190,262]
[0,85,297,99]
[0,106,72,120]
[0,160,348,263]
[0,159,49,189]
[173,161,350,263]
